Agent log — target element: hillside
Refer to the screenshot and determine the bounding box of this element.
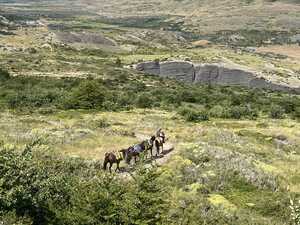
[0,0,300,224]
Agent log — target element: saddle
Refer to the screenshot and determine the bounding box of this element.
[132,144,143,153]
[115,151,123,160]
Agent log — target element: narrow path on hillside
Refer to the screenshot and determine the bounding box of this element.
[118,133,176,176]
[135,133,175,166]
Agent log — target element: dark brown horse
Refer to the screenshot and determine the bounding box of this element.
[154,131,166,156]
[126,136,156,164]
[103,149,127,173]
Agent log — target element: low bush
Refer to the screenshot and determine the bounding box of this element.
[0,141,168,225]
[179,107,209,122]
[209,105,226,118]
[228,105,258,120]
[64,80,107,109]
[0,74,299,120]
[0,68,10,81]
[269,105,285,119]
[292,107,300,120]
[135,92,156,108]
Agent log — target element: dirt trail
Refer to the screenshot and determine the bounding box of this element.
[117,133,176,176]
[135,133,175,166]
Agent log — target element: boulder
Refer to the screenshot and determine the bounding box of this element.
[194,64,219,84]
[217,67,255,87]
[160,61,194,82]
[136,61,160,75]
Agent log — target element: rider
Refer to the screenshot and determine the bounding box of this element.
[156,128,165,143]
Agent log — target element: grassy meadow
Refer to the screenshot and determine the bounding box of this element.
[0,106,299,224]
[0,3,300,224]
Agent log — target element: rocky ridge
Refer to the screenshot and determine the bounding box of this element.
[135,61,300,94]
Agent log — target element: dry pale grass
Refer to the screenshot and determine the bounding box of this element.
[0,109,299,191]
[257,45,300,60]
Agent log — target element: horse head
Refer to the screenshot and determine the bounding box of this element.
[160,132,166,143]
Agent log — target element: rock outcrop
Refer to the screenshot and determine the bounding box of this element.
[135,61,300,94]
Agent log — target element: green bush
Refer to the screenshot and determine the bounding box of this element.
[269,105,285,119]
[229,106,244,119]
[228,105,258,119]
[65,80,107,109]
[0,142,168,225]
[0,68,10,81]
[292,107,300,120]
[179,107,209,122]
[0,74,299,120]
[209,105,226,118]
[0,212,32,225]
[135,92,155,108]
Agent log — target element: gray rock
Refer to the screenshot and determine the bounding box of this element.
[194,64,219,84]
[160,61,195,82]
[217,67,254,87]
[135,60,300,94]
[136,61,160,75]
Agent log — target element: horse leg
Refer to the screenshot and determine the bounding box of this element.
[103,158,108,171]
[155,141,159,156]
[116,161,120,172]
[109,162,113,173]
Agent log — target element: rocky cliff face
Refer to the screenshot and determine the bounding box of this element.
[135,61,300,94]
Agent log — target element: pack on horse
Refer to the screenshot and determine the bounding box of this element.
[126,136,156,164]
[154,128,166,156]
[103,149,127,173]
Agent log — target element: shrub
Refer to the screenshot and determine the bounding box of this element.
[279,97,297,114]
[0,212,32,225]
[179,107,209,122]
[290,199,300,225]
[135,93,155,108]
[229,106,245,119]
[228,105,258,120]
[65,80,107,109]
[115,57,122,67]
[269,105,285,119]
[209,105,226,118]
[0,68,10,81]
[6,89,60,109]
[0,141,168,225]
[197,110,210,121]
[292,107,300,120]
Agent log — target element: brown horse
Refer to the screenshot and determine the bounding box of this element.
[154,131,166,156]
[103,149,127,173]
[126,136,156,164]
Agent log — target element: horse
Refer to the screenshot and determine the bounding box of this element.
[103,149,127,173]
[126,136,156,164]
[154,131,166,156]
